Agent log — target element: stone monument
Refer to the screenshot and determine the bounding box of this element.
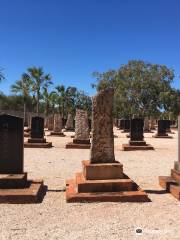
[66,88,149,202]
[50,114,65,136]
[122,118,154,151]
[121,119,130,133]
[65,113,74,131]
[66,109,90,149]
[143,117,151,132]
[159,116,180,200]
[24,116,52,148]
[0,114,45,203]
[47,115,54,131]
[153,120,172,138]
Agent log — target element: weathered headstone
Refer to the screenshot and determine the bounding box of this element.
[48,116,54,131]
[74,109,90,143]
[150,117,156,130]
[0,114,45,203]
[0,114,23,173]
[143,117,150,132]
[65,113,74,131]
[66,109,90,148]
[50,113,64,135]
[66,88,149,202]
[90,88,115,163]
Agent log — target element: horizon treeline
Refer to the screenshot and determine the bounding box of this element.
[0,60,180,120]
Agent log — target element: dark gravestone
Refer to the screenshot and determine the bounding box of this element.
[0,114,23,174]
[120,119,125,130]
[157,120,167,136]
[62,118,67,128]
[130,118,144,141]
[123,119,130,132]
[165,120,171,132]
[31,117,44,139]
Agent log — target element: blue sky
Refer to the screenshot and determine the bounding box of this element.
[0,0,180,96]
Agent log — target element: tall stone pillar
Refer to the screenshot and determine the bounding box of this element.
[174,116,180,172]
[143,117,150,132]
[90,88,115,163]
[50,114,65,136]
[66,109,90,148]
[48,116,54,131]
[65,113,74,131]
[66,88,149,202]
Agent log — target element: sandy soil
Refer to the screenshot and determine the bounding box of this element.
[0,128,180,240]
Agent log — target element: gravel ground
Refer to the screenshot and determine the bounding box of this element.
[0,129,180,240]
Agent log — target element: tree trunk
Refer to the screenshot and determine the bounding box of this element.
[37,90,40,115]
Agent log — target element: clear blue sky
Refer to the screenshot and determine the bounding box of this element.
[0,0,180,96]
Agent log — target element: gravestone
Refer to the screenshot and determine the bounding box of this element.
[165,120,171,132]
[74,109,90,143]
[122,119,130,132]
[48,116,54,131]
[143,117,150,132]
[0,114,45,203]
[122,118,154,150]
[66,109,90,148]
[24,116,52,148]
[130,118,144,141]
[153,120,172,138]
[90,88,115,163]
[31,116,44,139]
[66,88,149,202]
[0,114,23,174]
[65,113,74,131]
[51,114,65,136]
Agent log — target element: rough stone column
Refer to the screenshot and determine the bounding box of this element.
[65,113,74,130]
[90,88,115,163]
[144,117,149,131]
[48,116,54,131]
[53,114,62,133]
[174,116,180,172]
[150,117,156,130]
[74,109,89,140]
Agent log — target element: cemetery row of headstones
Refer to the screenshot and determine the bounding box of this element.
[0,88,179,204]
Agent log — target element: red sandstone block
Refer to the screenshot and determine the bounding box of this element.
[66,179,149,203]
[0,180,45,204]
[159,176,176,192]
[171,169,180,183]
[82,160,123,180]
[170,185,180,200]
[76,172,133,193]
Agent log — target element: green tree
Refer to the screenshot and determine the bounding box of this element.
[27,67,53,114]
[0,68,5,82]
[92,60,176,118]
[11,73,32,120]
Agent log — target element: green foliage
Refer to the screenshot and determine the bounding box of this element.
[92,60,178,118]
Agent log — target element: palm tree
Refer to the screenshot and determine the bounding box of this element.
[27,67,52,114]
[11,73,32,120]
[0,68,5,82]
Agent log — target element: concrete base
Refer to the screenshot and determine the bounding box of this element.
[24,132,30,138]
[50,132,65,137]
[66,161,149,202]
[122,141,154,151]
[153,134,173,139]
[0,173,46,203]
[24,138,52,148]
[159,169,180,200]
[66,142,90,149]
